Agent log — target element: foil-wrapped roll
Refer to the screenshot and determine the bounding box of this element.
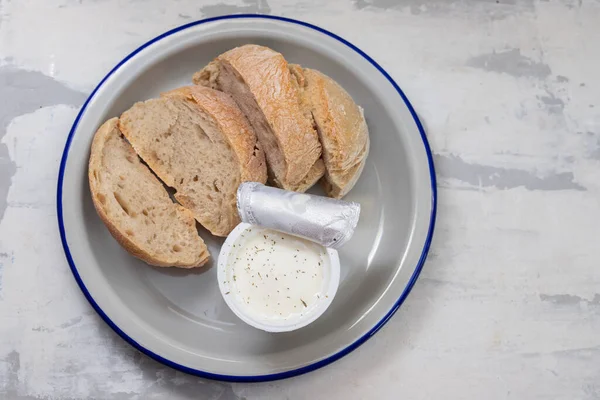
[236,182,360,249]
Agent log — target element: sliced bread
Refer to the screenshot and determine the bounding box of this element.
[193,45,322,191]
[118,86,267,237]
[88,118,209,268]
[271,158,325,193]
[295,67,370,198]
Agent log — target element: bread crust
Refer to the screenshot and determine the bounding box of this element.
[299,68,370,198]
[194,45,322,188]
[271,158,325,193]
[88,118,209,268]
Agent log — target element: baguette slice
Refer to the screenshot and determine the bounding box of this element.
[193,45,322,190]
[295,67,370,198]
[88,118,209,268]
[119,86,267,237]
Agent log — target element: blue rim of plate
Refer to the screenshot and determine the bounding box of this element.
[57,14,437,382]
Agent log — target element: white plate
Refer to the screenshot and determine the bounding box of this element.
[57,15,437,381]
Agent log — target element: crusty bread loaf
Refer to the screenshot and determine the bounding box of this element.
[193,45,322,191]
[119,86,267,237]
[88,118,209,268]
[295,67,370,198]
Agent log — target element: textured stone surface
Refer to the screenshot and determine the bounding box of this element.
[0,0,599,399]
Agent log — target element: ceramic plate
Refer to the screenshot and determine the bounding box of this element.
[57,15,437,381]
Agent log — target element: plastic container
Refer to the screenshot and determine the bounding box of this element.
[218,223,340,333]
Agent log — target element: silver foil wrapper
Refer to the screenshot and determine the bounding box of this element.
[236,182,360,249]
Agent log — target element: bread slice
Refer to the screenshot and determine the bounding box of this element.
[119,86,267,237]
[294,67,370,198]
[271,158,325,192]
[88,118,209,268]
[193,45,322,190]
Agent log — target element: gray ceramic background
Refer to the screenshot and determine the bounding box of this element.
[59,18,433,377]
